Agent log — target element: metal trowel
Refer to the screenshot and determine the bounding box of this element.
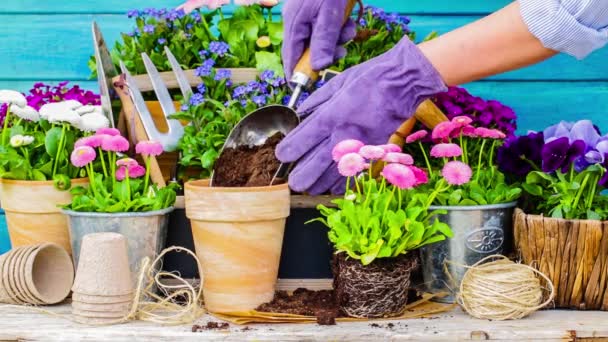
[210,0,359,187]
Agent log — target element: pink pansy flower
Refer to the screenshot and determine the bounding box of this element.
[70,146,96,167]
[177,0,230,13]
[381,163,416,189]
[337,152,368,177]
[430,143,463,158]
[405,130,428,144]
[442,161,473,185]
[432,121,456,142]
[409,166,429,186]
[383,152,414,165]
[332,139,364,162]
[380,143,402,153]
[96,127,120,136]
[116,158,138,168]
[359,145,386,160]
[101,135,129,152]
[451,116,473,127]
[135,140,164,156]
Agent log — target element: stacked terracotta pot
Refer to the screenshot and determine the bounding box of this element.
[0,243,74,305]
[71,232,134,324]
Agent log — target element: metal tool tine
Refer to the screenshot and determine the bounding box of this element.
[92,21,116,128]
[120,61,179,151]
[141,53,177,118]
[164,46,193,100]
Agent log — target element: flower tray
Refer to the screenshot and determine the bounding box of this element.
[514,208,608,310]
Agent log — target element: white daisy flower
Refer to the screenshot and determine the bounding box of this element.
[0,90,26,107]
[10,104,40,122]
[40,102,80,120]
[10,135,24,147]
[48,110,82,126]
[77,112,109,132]
[75,105,97,115]
[22,135,34,146]
[61,100,83,110]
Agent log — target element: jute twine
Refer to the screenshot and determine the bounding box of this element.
[450,255,555,320]
[0,246,206,326]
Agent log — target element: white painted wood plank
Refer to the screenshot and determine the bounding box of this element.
[0,303,607,341]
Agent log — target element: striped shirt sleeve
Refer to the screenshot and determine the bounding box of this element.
[519,0,608,59]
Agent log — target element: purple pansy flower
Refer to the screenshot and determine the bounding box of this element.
[541,137,585,173]
[497,131,544,177]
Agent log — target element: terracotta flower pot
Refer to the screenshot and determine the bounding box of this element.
[333,252,419,318]
[184,179,290,313]
[0,178,88,254]
[514,208,608,310]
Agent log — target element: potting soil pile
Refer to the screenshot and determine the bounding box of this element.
[257,288,340,325]
[213,133,284,187]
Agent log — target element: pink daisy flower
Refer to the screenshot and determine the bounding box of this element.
[359,145,386,160]
[405,130,428,144]
[380,143,402,153]
[75,135,107,149]
[116,165,146,181]
[70,146,96,167]
[332,139,364,162]
[432,121,456,142]
[96,128,121,136]
[460,125,477,138]
[430,143,463,158]
[135,140,164,157]
[101,135,129,152]
[381,163,416,189]
[337,152,368,177]
[116,158,139,168]
[383,152,414,165]
[451,116,473,127]
[409,166,429,186]
[442,161,473,185]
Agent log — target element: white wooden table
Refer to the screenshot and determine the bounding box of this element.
[0,304,606,341]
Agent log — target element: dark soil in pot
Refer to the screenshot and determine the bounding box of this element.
[213,132,285,187]
[333,251,419,318]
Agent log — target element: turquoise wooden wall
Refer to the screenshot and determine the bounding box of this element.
[0,0,606,133]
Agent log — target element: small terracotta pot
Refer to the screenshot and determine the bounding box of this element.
[17,246,43,305]
[0,254,8,302]
[72,233,133,297]
[3,247,23,304]
[0,178,88,254]
[12,246,37,304]
[0,252,19,304]
[185,179,290,313]
[24,243,74,304]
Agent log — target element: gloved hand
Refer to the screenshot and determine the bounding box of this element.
[282,0,357,82]
[276,37,447,195]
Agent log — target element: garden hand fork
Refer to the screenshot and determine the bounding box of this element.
[119,49,187,152]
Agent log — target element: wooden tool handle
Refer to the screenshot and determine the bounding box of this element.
[292,0,358,82]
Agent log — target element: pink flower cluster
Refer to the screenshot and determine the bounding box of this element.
[406,116,507,144]
[71,128,163,181]
[332,139,427,189]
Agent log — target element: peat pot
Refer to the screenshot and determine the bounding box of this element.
[63,207,173,285]
[0,178,88,254]
[421,202,517,303]
[185,179,290,313]
[333,252,419,318]
[514,208,608,310]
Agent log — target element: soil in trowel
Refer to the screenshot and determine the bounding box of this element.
[256,288,340,325]
[213,132,285,187]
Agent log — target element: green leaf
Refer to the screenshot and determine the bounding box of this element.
[267,22,284,45]
[255,51,283,76]
[44,127,63,157]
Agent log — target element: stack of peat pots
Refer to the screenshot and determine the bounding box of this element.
[70,232,134,324]
[0,243,74,305]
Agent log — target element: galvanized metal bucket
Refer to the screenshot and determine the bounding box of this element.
[420,202,517,303]
[63,207,173,287]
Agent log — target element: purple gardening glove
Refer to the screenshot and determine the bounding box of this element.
[282,0,357,81]
[276,37,447,195]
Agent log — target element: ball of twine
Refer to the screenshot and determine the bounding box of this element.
[454,255,555,320]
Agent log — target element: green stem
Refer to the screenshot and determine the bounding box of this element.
[143,155,151,193]
[489,140,497,179]
[476,139,488,182]
[98,147,108,177]
[52,124,67,177]
[87,163,97,195]
[586,174,598,210]
[381,186,396,226]
[126,169,131,202]
[572,173,590,215]
[459,135,466,164]
[1,106,10,145]
[398,188,402,209]
[418,142,432,178]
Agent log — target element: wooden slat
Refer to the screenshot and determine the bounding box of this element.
[0,0,511,14]
[1,14,607,82]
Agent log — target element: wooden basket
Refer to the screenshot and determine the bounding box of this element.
[113,67,448,208]
[514,208,608,310]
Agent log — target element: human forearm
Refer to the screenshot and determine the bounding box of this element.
[418,1,557,86]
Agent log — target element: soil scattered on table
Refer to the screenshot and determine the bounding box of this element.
[192,322,230,332]
[213,132,284,187]
[256,288,340,325]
